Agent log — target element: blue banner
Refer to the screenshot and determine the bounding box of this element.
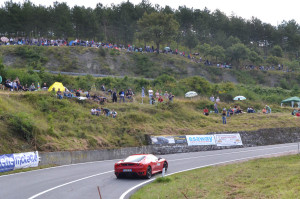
[0,151,39,173]
[0,154,15,172]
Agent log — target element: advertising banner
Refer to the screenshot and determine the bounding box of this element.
[215,134,243,146]
[0,151,39,172]
[0,154,15,172]
[186,135,216,146]
[14,151,39,170]
[151,135,187,145]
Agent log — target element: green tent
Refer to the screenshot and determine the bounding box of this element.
[281,96,300,107]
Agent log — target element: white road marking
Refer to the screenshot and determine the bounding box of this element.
[27,170,114,199]
[119,150,296,199]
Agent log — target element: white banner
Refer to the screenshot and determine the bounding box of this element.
[186,135,216,146]
[215,134,243,146]
[13,151,39,170]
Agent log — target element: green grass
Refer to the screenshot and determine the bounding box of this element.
[0,91,299,153]
[131,154,300,199]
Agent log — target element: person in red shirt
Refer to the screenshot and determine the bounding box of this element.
[158,95,163,103]
[296,111,300,117]
[203,107,209,116]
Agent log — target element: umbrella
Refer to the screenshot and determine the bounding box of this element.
[233,96,246,100]
[185,91,198,98]
[1,37,9,42]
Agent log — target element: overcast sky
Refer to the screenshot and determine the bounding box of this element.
[2,0,299,26]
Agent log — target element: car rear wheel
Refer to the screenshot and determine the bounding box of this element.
[145,166,152,179]
[163,161,168,171]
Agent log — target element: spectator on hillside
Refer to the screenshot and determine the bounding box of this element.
[112,89,117,103]
[222,108,227,124]
[296,110,300,117]
[119,89,125,103]
[266,105,271,114]
[168,92,174,102]
[155,90,159,98]
[86,91,91,99]
[42,82,48,91]
[148,88,153,104]
[91,108,96,115]
[214,102,218,113]
[216,97,220,103]
[210,96,215,102]
[126,88,134,102]
[96,107,101,116]
[262,107,267,114]
[292,109,297,115]
[76,90,81,97]
[29,83,36,91]
[102,108,110,116]
[101,84,106,92]
[57,88,63,99]
[164,91,169,99]
[203,107,209,116]
[111,109,117,118]
[151,96,156,105]
[158,95,163,103]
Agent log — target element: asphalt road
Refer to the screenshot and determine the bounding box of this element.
[0,143,298,199]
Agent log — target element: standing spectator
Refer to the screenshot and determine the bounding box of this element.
[148,88,153,104]
[155,90,159,98]
[214,103,218,113]
[222,108,227,124]
[119,89,125,103]
[164,91,169,99]
[216,97,220,103]
[168,92,174,102]
[112,89,117,103]
[210,96,215,102]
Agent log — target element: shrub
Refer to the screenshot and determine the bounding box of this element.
[9,112,35,142]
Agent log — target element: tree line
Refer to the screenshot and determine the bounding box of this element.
[0,0,299,59]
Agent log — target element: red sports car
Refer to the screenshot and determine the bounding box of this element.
[114,154,168,179]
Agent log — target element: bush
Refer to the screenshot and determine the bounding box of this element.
[9,112,35,142]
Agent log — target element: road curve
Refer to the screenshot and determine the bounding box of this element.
[0,143,298,199]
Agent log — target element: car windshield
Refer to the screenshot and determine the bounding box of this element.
[124,155,145,162]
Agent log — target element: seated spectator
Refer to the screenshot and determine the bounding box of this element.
[158,95,163,103]
[203,107,209,116]
[296,110,300,117]
[126,88,134,101]
[76,90,81,97]
[151,96,156,105]
[164,91,169,99]
[216,97,220,103]
[247,107,255,113]
[262,108,267,114]
[42,82,48,91]
[102,108,110,116]
[96,107,101,116]
[168,92,174,102]
[86,91,91,99]
[292,109,297,115]
[111,109,117,118]
[57,88,63,99]
[29,83,36,91]
[266,105,271,114]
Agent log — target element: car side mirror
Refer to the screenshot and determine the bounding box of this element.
[158,157,162,160]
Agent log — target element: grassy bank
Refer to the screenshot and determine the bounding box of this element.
[0,91,299,153]
[131,154,300,199]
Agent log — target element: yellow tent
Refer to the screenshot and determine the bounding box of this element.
[48,82,65,92]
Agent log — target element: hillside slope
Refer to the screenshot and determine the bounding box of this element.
[1,46,300,88]
[0,92,298,154]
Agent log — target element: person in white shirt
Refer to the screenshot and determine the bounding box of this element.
[216,97,220,103]
[148,88,153,104]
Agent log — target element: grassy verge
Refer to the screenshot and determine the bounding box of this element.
[0,91,299,153]
[131,154,300,199]
[0,164,57,176]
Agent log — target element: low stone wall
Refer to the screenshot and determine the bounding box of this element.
[39,146,153,166]
[39,127,300,166]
